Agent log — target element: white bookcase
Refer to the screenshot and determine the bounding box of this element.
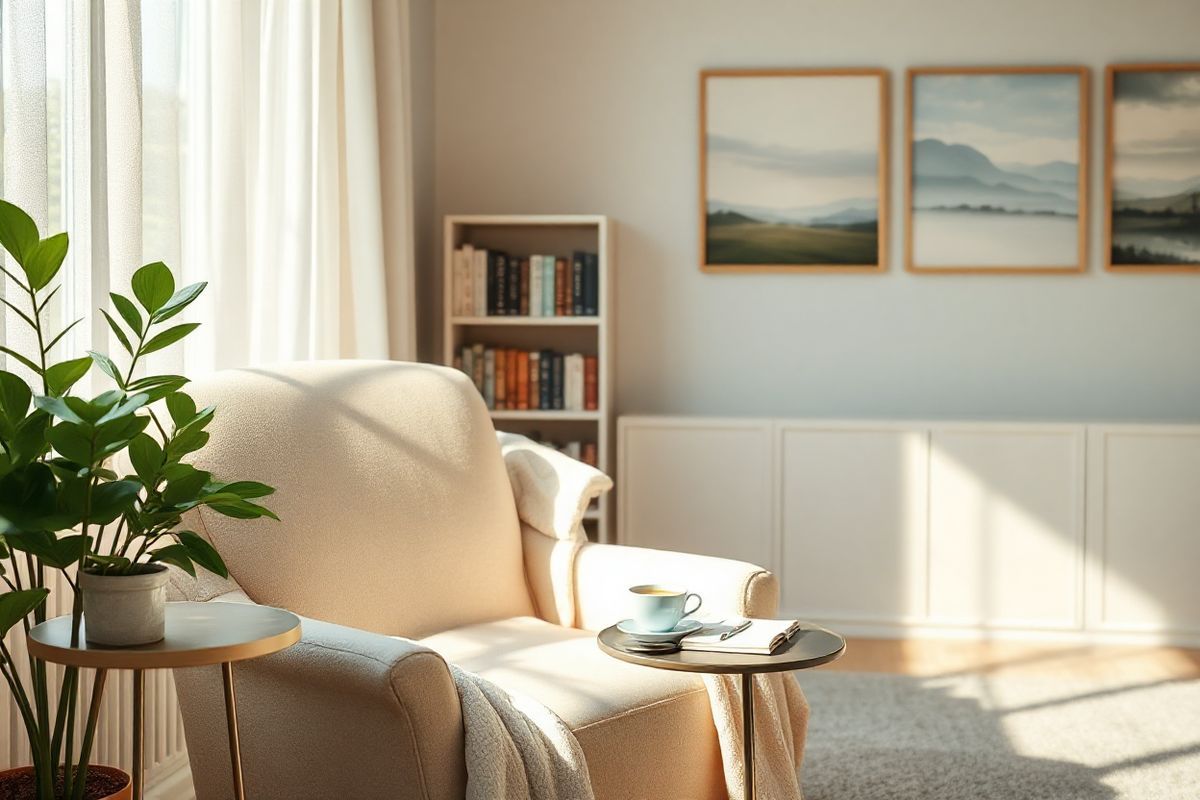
[443,214,614,543]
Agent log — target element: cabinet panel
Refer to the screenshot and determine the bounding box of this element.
[1091,430,1200,632]
[619,421,773,568]
[928,428,1084,629]
[778,427,928,622]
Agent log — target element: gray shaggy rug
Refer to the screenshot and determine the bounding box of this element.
[798,670,1200,799]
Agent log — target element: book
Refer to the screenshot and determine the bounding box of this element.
[472,248,488,316]
[528,255,543,317]
[518,257,530,316]
[506,349,519,408]
[460,346,475,388]
[583,355,598,411]
[555,257,568,316]
[680,618,802,655]
[472,343,485,393]
[516,351,530,410]
[507,258,521,315]
[494,348,507,408]
[551,353,564,410]
[583,251,599,316]
[542,256,555,316]
[492,252,507,316]
[581,442,597,468]
[539,349,552,409]
[571,252,585,316]
[529,351,541,409]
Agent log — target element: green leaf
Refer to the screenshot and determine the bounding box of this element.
[130,262,174,314]
[96,392,148,425]
[128,433,163,484]
[128,374,188,391]
[101,310,133,355]
[88,480,142,525]
[137,377,189,404]
[42,317,83,356]
[45,422,93,465]
[148,544,194,576]
[151,281,206,324]
[0,588,49,637]
[4,532,90,570]
[87,351,124,387]
[165,392,197,427]
[0,297,37,330]
[33,395,85,424]
[0,200,39,266]
[164,467,212,506]
[169,428,208,458]
[209,499,279,521]
[0,370,32,425]
[0,345,43,375]
[23,232,68,289]
[140,323,199,356]
[11,412,50,464]
[218,481,275,500]
[109,292,144,336]
[44,356,93,397]
[176,530,227,577]
[85,554,131,574]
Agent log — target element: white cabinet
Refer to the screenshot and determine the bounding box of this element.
[618,416,1200,645]
[778,425,928,623]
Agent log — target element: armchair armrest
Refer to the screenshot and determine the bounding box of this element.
[571,543,779,631]
[174,616,466,800]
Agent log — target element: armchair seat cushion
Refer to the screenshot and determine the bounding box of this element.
[420,616,727,800]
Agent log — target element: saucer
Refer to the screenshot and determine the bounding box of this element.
[616,618,704,642]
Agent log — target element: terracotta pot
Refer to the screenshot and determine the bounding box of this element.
[80,563,169,645]
[0,764,132,799]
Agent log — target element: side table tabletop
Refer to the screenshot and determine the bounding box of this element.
[28,601,301,800]
[597,622,845,800]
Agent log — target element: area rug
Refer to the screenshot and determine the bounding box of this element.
[797,670,1200,799]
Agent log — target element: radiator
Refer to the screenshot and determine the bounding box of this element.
[1,568,189,788]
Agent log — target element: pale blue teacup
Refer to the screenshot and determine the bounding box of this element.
[628,584,703,633]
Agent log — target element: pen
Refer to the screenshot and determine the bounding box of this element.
[720,620,752,641]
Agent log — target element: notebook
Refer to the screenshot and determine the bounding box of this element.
[680,618,802,655]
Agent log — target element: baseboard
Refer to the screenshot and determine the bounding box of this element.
[806,620,1200,649]
[146,755,194,800]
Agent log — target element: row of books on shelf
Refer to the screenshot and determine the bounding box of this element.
[529,437,598,469]
[451,245,600,317]
[455,345,598,411]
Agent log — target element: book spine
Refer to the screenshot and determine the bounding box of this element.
[461,345,474,384]
[507,258,520,315]
[462,246,476,315]
[528,255,543,317]
[554,257,567,316]
[489,252,502,316]
[551,353,564,410]
[494,347,507,408]
[529,351,541,410]
[506,348,519,410]
[472,343,485,394]
[542,257,555,316]
[489,253,504,316]
[472,249,485,316]
[582,442,598,468]
[539,349,552,410]
[564,441,581,460]
[516,351,530,410]
[518,257,530,316]
[584,355,598,411]
[584,251,599,316]
[571,354,586,411]
[451,248,464,316]
[483,348,496,409]
[571,252,585,316]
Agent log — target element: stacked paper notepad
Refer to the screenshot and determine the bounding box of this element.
[681,618,801,655]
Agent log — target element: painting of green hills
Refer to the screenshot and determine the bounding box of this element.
[701,70,885,270]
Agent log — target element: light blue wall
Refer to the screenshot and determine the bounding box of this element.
[430,0,1200,421]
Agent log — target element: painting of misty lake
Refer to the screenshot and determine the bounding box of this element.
[1109,66,1200,270]
[909,70,1086,272]
[702,71,886,271]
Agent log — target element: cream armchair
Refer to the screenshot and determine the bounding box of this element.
[170,361,778,800]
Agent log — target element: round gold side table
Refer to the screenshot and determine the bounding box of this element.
[28,601,301,800]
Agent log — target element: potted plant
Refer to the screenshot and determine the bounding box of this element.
[0,198,277,799]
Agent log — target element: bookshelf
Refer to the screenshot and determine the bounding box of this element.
[443,214,614,543]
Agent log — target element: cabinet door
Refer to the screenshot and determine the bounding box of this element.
[619,420,774,568]
[928,427,1084,630]
[778,426,928,622]
[1088,429,1200,634]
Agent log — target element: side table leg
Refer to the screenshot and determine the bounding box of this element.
[222,662,246,800]
[132,669,144,800]
[742,672,755,800]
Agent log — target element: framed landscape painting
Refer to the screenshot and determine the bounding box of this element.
[905,67,1089,274]
[700,68,889,273]
[1106,63,1200,272]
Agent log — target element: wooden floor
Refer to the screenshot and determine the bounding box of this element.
[827,637,1200,682]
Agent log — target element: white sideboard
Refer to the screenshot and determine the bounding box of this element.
[617,417,1200,646]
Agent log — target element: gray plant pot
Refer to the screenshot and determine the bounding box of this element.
[80,564,170,646]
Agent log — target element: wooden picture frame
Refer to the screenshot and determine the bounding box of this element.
[699,68,890,273]
[904,66,1090,274]
[1105,63,1200,273]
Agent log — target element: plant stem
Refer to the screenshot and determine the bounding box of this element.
[69,669,108,800]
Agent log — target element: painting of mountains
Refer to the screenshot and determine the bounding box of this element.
[701,70,886,271]
[1108,65,1200,270]
[908,69,1087,272]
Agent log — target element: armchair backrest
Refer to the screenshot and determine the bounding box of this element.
[184,360,534,637]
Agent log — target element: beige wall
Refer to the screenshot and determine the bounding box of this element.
[429,0,1200,420]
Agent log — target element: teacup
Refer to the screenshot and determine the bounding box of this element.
[628,584,703,633]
